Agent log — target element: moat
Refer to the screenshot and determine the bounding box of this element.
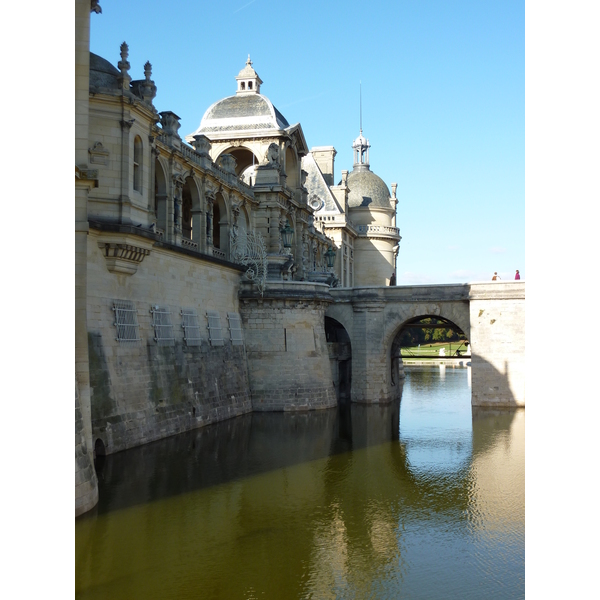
[75,366,524,599]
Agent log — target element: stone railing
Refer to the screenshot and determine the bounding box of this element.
[181,237,198,251]
[356,224,400,237]
[316,215,346,224]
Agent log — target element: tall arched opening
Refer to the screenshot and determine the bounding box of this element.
[390,315,470,385]
[223,147,258,178]
[212,192,229,260]
[181,177,200,242]
[285,145,300,198]
[325,316,352,403]
[154,159,168,235]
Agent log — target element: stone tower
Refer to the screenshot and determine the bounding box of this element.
[346,129,401,286]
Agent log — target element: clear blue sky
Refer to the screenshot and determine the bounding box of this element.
[89,0,524,284]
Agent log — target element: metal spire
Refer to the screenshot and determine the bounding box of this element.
[360,81,362,133]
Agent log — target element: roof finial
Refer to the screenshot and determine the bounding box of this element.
[246,54,252,66]
[118,41,131,90]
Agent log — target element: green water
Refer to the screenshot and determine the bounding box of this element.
[76,366,524,599]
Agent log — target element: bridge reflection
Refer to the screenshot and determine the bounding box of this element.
[77,372,523,599]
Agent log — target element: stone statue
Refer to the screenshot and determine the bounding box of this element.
[265,143,281,169]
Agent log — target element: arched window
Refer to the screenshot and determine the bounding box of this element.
[133,136,143,192]
[213,203,221,249]
[182,185,192,239]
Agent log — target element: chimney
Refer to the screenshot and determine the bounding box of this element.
[311,146,337,186]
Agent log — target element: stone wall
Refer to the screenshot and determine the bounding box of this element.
[239,281,337,411]
[87,228,252,455]
[469,283,525,407]
[75,377,98,517]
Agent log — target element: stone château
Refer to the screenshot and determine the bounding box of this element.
[75,0,401,516]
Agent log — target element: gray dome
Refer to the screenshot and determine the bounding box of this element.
[89,52,120,92]
[346,166,391,209]
[197,94,289,134]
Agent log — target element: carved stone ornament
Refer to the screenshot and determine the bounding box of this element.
[264,143,281,167]
[118,42,131,89]
[217,153,237,175]
[192,134,211,156]
[89,141,109,166]
[308,194,324,211]
[159,111,181,137]
[97,234,153,275]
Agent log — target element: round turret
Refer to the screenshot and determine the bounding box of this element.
[346,167,392,209]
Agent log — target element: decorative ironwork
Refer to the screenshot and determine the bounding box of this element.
[231,231,267,296]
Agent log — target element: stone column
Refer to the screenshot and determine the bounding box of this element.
[269,206,282,254]
[75,0,99,517]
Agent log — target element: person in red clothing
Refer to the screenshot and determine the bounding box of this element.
[515,270,520,280]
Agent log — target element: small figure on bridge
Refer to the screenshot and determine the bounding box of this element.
[515,269,520,280]
[389,272,396,286]
[492,272,501,281]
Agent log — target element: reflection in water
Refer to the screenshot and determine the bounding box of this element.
[76,367,524,600]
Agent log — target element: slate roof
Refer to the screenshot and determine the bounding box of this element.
[345,166,391,209]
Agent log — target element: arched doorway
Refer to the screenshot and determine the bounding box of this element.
[325,316,352,403]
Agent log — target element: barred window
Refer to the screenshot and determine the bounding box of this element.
[181,308,202,346]
[150,305,174,345]
[113,300,141,342]
[206,310,224,346]
[227,312,244,346]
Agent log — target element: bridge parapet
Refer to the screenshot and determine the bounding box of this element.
[326,282,525,408]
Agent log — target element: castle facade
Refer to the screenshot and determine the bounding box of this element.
[75,0,400,516]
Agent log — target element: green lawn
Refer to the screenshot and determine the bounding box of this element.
[400,341,470,358]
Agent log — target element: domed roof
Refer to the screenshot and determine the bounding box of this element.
[197,94,289,134]
[188,57,289,137]
[346,166,391,209]
[89,52,120,91]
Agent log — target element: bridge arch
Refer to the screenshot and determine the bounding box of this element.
[387,314,470,385]
[325,316,352,403]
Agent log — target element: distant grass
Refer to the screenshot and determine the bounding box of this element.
[400,341,469,358]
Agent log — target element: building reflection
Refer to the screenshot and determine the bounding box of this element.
[77,389,523,599]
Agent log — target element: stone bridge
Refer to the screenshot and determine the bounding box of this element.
[325,282,525,408]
